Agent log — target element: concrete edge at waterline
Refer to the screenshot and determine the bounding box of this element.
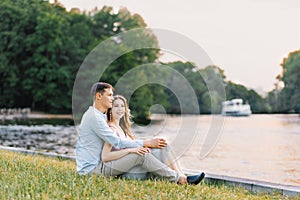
[0,145,76,160]
[1,145,299,197]
[184,169,300,197]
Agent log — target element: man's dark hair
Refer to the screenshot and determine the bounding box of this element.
[90,82,114,98]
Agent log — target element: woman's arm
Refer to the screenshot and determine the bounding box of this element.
[102,142,129,162]
[102,142,151,163]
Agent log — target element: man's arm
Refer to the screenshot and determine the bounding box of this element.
[92,110,168,149]
[93,115,142,149]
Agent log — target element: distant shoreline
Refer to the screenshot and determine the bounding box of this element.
[1,112,299,122]
[0,113,73,121]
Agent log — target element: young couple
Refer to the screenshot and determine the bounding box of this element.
[76,82,205,185]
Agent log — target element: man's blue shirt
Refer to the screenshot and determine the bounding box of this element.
[76,106,143,174]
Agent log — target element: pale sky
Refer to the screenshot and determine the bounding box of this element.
[56,0,300,93]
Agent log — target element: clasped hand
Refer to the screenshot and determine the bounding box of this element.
[127,147,151,155]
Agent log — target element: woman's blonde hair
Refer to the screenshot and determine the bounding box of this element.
[106,95,134,140]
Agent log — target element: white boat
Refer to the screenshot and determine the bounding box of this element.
[221,99,252,116]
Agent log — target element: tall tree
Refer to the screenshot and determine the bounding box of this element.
[277,49,300,113]
[0,1,162,118]
[163,62,226,114]
[90,7,162,121]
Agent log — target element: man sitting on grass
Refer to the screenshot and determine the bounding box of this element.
[75,82,205,185]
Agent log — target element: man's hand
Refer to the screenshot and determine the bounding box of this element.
[143,138,168,148]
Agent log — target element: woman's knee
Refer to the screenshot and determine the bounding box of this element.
[124,153,145,165]
[151,147,169,163]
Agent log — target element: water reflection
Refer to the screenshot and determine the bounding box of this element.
[176,114,300,187]
[278,114,300,126]
[131,114,300,187]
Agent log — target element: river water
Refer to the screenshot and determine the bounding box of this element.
[136,114,300,187]
[0,114,299,187]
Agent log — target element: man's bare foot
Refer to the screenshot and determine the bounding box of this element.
[177,175,187,184]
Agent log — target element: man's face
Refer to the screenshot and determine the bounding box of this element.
[99,88,114,109]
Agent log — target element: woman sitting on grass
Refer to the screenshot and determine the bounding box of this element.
[102,95,205,184]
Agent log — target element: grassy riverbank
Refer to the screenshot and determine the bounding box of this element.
[0,150,295,200]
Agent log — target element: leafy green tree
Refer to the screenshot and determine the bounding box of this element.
[0,1,162,119]
[199,65,226,113]
[164,62,204,113]
[163,62,226,114]
[0,0,33,107]
[0,0,87,113]
[266,83,281,113]
[225,82,249,101]
[277,49,300,113]
[89,7,162,121]
[96,7,160,85]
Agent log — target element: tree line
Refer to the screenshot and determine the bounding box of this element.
[0,0,299,121]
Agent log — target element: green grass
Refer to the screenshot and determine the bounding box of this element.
[0,150,296,200]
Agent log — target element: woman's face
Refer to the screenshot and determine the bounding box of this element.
[112,99,125,121]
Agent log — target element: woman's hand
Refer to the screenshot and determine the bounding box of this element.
[127,147,151,155]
